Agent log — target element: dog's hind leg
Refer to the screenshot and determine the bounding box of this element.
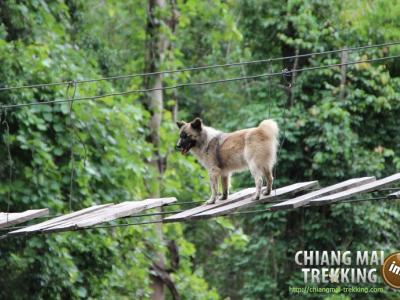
[253,175,263,201]
[249,163,263,201]
[220,174,230,200]
[263,167,274,196]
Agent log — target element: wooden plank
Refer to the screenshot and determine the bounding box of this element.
[9,204,113,235]
[42,197,176,233]
[44,202,139,230]
[388,191,400,200]
[0,209,49,229]
[64,197,175,227]
[0,209,48,228]
[43,197,175,232]
[163,187,262,222]
[191,181,318,219]
[270,177,375,211]
[310,173,400,206]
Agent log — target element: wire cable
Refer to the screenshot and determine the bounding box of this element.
[2,54,400,110]
[0,41,399,92]
[1,109,13,225]
[67,82,78,212]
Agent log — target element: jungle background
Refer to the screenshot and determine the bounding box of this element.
[0,0,400,299]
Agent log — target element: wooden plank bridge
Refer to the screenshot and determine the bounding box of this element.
[2,172,400,237]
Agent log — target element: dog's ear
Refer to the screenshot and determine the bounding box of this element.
[191,117,202,131]
[176,121,185,129]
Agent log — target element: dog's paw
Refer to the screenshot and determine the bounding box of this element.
[263,188,272,196]
[217,195,228,201]
[205,198,216,205]
[252,194,260,201]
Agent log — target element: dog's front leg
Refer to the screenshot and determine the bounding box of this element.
[219,175,230,200]
[206,170,219,204]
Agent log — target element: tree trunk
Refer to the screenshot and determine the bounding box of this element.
[169,0,179,123]
[146,1,167,299]
[146,1,181,300]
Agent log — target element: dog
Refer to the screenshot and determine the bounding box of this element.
[176,118,279,204]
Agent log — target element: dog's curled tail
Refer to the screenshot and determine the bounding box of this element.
[259,119,279,140]
[259,119,279,166]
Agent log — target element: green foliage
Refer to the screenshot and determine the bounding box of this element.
[177,1,400,299]
[0,1,215,299]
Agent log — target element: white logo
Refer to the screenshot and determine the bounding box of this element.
[295,251,384,284]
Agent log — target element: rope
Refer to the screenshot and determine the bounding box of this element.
[1,54,400,110]
[1,108,13,224]
[0,41,399,92]
[165,200,204,207]
[267,65,273,119]
[67,82,78,212]
[74,120,88,168]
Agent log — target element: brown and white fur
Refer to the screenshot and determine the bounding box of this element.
[176,118,279,204]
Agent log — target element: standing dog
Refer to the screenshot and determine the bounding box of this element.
[176,118,279,204]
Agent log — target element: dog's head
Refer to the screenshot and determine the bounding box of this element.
[176,117,203,155]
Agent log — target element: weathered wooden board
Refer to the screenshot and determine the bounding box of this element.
[42,197,176,233]
[191,181,318,219]
[163,187,260,222]
[9,204,113,235]
[270,177,375,211]
[0,209,49,229]
[41,202,141,231]
[309,173,400,205]
[388,191,400,200]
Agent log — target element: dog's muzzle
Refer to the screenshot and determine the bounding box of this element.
[176,138,195,155]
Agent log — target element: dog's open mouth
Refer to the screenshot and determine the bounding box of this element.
[181,147,190,155]
[179,140,196,155]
